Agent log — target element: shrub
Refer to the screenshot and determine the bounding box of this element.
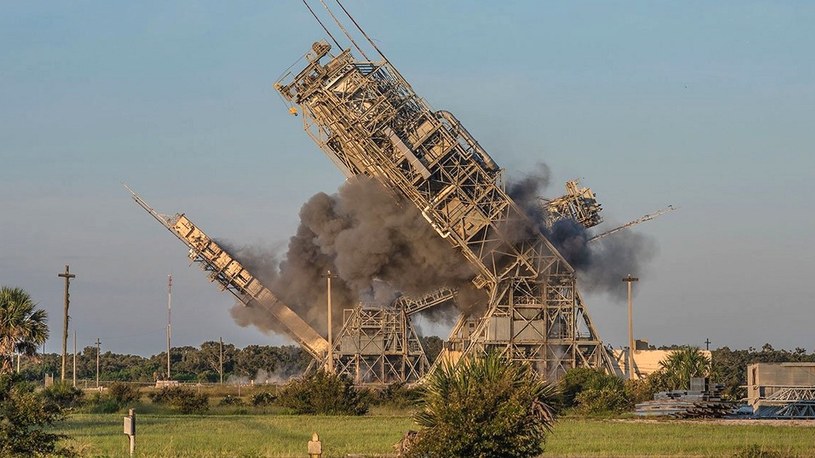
[41,381,84,409]
[405,352,557,458]
[277,370,368,415]
[624,377,657,404]
[560,367,631,414]
[218,395,244,406]
[250,390,277,407]
[0,374,75,457]
[148,386,209,414]
[108,382,140,406]
[85,392,121,414]
[574,386,630,415]
[371,382,420,409]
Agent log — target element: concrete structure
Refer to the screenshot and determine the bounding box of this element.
[610,345,712,380]
[747,362,815,418]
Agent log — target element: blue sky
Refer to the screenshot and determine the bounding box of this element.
[1,1,813,356]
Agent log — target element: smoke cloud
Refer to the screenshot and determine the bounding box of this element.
[229,162,657,342]
[229,176,483,337]
[507,163,657,301]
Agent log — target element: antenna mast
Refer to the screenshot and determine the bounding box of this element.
[167,274,172,380]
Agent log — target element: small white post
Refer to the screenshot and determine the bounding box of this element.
[123,408,136,456]
[308,432,322,458]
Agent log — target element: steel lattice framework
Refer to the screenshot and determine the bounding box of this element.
[333,305,429,385]
[755,387,815,419]
[277,41,612,378]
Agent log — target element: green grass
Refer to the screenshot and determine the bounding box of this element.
[56,414,815,457]
[543,418,815,457]
[59,413,413,457]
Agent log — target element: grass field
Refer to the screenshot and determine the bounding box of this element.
[56,413,815,457]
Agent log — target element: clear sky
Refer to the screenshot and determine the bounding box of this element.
[1,1,813,356]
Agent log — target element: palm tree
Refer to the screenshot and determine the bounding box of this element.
[406,351,557,458]
[0,287,49,372]
[658,346,710,390]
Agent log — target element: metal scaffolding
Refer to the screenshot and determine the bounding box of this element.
[542,180,603,229]
[333,303,429,385]
[276,40,612,379]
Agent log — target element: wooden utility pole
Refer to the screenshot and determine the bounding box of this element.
[322,271,338,373]
[219,337,224,384]
[72,330,77,387]
[57,265,76,382]
[167,274,172,380]
[623,274,639,380]
[96,338,101,388]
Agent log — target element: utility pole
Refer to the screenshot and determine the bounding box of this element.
[96,338,101,388]
[623,274,639,381]
[705,338,711,351]
[219,337,224,384]
[72,330,77,387]
[322,271,338,373]
[57,265,76,383]
[167,274,172,380]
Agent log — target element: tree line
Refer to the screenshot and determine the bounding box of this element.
[14,339,813,395]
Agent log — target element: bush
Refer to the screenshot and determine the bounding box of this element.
[624,377,657,404]
[218,395,244,406]
[560,368,631,415]
[41,382,84,410]
[108,382,140,406]
[0,374,75,457]
[250,390,277,407]
[277,370,368,415]
[406,352,557,458]
[574,386,630,415]
[148,386,209,414]
[371,382,420,409]
[85,392,121,414]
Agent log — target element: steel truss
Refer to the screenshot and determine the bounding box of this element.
[277,41,612,379]
[333,305,429,385]
[127,188,329,361]
[756,387,815,419]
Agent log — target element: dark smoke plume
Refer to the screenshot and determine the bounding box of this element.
[506,163,657,301]
[230,162,656,342]
[230,177,483,337]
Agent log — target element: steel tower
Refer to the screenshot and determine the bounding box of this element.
[276,38,613,378]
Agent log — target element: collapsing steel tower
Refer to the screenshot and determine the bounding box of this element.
[276,17,613,377]
[126,186,330,361]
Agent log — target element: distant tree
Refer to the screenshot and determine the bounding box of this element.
[406,352,556,458]
[711,345,815,400]
[0,287,49,373]
[419,336,444,363]
[657,346,710,390]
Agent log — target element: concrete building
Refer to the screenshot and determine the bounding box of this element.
[747,362,815,418]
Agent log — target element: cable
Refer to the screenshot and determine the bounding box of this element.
[302,0,342,50]
[335,0,389,63]
[318,0,370,60]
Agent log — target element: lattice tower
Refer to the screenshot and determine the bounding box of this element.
[276,42,613,378]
